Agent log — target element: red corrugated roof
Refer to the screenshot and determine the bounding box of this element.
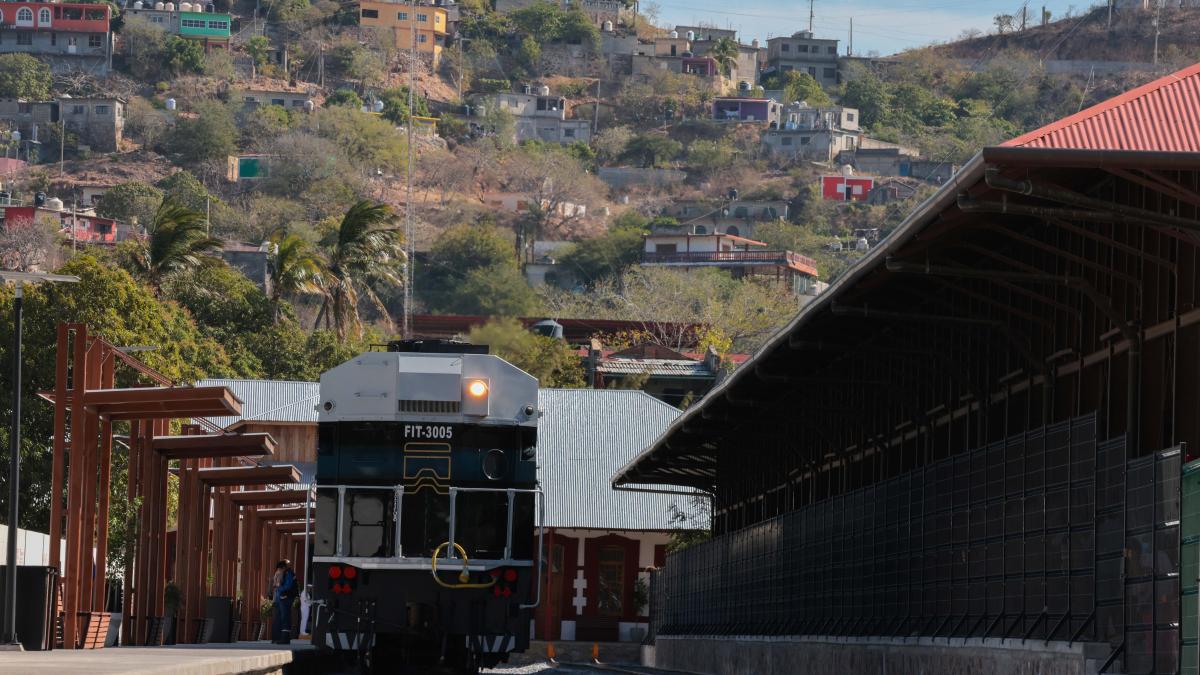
[1003,62,1200,151]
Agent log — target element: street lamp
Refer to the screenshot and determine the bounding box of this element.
[1,270,79,650]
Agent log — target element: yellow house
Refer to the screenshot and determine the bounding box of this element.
[358,1,448,65]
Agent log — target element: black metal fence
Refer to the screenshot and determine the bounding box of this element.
[654,414,1183,674]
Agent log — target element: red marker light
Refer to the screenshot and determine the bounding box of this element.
[502,586,512,598]
[329,566,342,580]
[504,569,517,582]
[490,569,501,578]
[343,566,357,580]
[493,586,502,597]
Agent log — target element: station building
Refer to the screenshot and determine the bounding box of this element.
[615,63,1200,675]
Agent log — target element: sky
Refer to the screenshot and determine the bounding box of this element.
[652,0,1098,56]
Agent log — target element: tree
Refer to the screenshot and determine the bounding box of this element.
[621,134,682,167]
[994,13,1015,34]
[421,221,540,316]
[593,125,633,164]
[95,181,164,226]
[166,36,205,76]
[0,256,233,532]
[124,197,224,288]
[686,139,735,175]
[0,215,62,271]
[517,35,541,75]
[380,86,431,126]
[559,6,601,51]
[326,88,363,108]
[268,231,327,321]
[710,37,739,78]
[166,100,238,165]
[308,106,409,174]
[316,200,405,339]
[765,70,832,106]
[467,318,584,387]
[509,1,564,39]
[123,97,171,150]
[839,65,891,129]
[556,220,646,288]
[246,35,271,78]
[0,54,52,100]
[161,263,277,376]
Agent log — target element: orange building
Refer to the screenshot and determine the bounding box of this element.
[358,1,448,65]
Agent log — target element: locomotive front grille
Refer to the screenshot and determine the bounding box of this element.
[398,399,461,414]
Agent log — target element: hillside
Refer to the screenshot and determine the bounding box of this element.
[927,5,1200,66]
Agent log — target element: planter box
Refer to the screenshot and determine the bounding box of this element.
[143,616,164,646]
[77,611,111,649]
[195,617,213,644]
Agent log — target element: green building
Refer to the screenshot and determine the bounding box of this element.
[125,6,231,51]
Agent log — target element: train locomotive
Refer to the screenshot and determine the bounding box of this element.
[309,340,542,674]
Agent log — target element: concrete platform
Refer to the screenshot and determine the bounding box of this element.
[0,641,315,675]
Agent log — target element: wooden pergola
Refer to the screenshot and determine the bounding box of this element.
[41,323,309,648]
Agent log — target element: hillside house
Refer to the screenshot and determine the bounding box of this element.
[659,198,789,240]
[838,147,955,184]
[691,39,761,82]
[0,1,113,73]
[482,192,588,219]
[673,25,737,42]
[712,97,781,125]
[0,203,125,245]
[821,173,875,201]
[471,92,591,144]
[238,88,315,111]
[764,31,840,88]
[631,54,725,91]
[218,242,272,294]
[867,178,920,204]
[357,1,448,65]
[641,229,820,296]
[1,97,124,153]
[761,102,860,161]
[123,4,231,51]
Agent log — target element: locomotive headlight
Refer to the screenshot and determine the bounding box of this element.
[467,379,489,398]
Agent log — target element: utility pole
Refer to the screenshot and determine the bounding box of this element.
[1107,0,1113,31]
[1153,1,1161,65]
[848,18,853,56]
[58,121,64,177]
[808,0,815,32]
[403,0,416,339]
[318,44,324,89]
[1020,3,1028,31]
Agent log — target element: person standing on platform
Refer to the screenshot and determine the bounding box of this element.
[270,559,297,644]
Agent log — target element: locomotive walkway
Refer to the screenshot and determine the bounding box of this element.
[0,641,316,674]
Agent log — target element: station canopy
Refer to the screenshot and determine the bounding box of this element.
[613,62,1200,492]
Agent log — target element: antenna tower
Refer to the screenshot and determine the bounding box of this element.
[403,0,416,338]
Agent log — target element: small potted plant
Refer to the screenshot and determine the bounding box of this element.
[629,577,650,643]
[258,599,274,641]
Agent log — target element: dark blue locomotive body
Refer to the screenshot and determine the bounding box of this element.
[309,341,542,673]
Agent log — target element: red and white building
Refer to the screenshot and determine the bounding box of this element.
[821,173,875,202]
[0,2,113,73]
[0,203,124,245]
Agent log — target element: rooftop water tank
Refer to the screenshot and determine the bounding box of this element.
[538,84,550,96]
[165,2,175,11]
[669,30,678,38]
[303,100,315,112]
[752,38,760,48]
[738,80,751,91]
[179,2,192,11]
[165,98,177,110]
[46,197,64,211]
[522,84,532,95]
[133,1,143,9]
[841,164,854,177]
[602,20,612,32]
[206,2,215,11]
[830,240,843,251]
[530,319,564,340]
[154,2,164,9]
[857,238,870,251]
[686,30,695,41]
[373,99,385,113]
[9,130,19,142]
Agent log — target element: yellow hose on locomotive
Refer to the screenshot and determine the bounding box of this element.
[430,541,498,589]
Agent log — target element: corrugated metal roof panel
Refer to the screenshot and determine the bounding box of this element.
[1003,62,1200,151]
[196,379,319,429]
[539,389,703,530]
[596,359,713,377]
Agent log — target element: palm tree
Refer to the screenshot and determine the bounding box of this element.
[267,231,328,323]
[128,197,223,288]
[711,37,739,79]
[315,200,405,339]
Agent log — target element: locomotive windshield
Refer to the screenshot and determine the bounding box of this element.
[314,421,537,561]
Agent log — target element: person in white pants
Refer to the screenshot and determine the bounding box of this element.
[299,587,312,637]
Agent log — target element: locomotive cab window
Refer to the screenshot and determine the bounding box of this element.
[344,490,395,557]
